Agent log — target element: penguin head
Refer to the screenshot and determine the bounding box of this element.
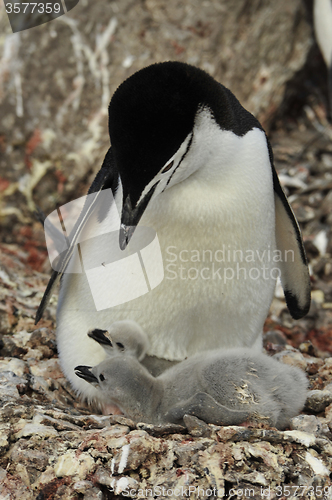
[75,357,155,412]
[87,320,149,361]
[109,61,254,248]
[106,320,149,361]
[74,360,128,399]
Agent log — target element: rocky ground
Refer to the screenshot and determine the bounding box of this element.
[1,0,332,498]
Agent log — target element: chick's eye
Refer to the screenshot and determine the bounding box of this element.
[99,374,105,381]
[116,342,125,350]
[161,160,174,173]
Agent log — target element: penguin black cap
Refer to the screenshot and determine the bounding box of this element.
[109,61,261,223]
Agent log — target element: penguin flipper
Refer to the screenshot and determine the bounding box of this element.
[273,169,311,319]
[35,269,61,324]
[35,147,116,324]
[164,392,250,426]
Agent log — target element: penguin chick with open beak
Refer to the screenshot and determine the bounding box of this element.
[75,347,308,430]
[37,61,310,406]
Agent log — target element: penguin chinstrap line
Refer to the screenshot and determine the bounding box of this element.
[75,325,308,429]
[36,62,311,407]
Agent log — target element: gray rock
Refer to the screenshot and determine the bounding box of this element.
[290,414,323,434]
[183,414,213,437]
[305,390,332,413]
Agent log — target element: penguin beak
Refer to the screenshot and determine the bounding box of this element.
[119,182,158,250]
[74,365,99,385]
[87,329,112,347]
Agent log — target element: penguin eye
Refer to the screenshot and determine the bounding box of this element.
[116,342,125,350]
[161,160,174,173]
[99,374,105,381]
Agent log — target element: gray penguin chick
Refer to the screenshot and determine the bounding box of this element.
[87,320,149,361]
[75,347,308,429]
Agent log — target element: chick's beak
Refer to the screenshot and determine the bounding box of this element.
[88,329,113,347]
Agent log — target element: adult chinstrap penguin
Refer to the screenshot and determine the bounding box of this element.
[36,61,311,406]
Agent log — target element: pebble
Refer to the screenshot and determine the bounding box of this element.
[273,348,307,370]
[14,422,59,440]
[136,421,186,436]
[0,371,28,399]
[72,480,95,494]
[299,340,318,357]
[313,230,329,256]
[305,450,330,476]
[304,355,324,374]
[311,289,325,305]
[54,451,95,479]
[29,358,64,380]
[263,330,287,346]
[0,425,10,453]
[294,205,316,223]
[183,414,213,437]
[304,390,332,413]
[82,487,103,500]
[111,476,139,496]
[290,414,323,434]
[0,358,28,377]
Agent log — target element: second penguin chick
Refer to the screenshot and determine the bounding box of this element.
[75,347,308,430]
